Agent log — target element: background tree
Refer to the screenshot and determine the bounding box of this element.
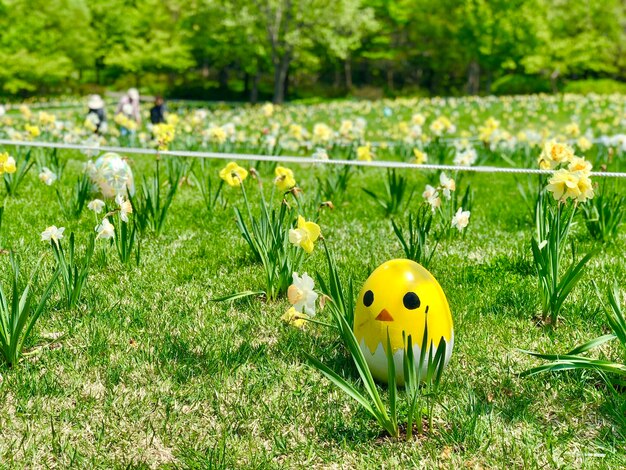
[100,0,194,87]
[521,0,624,90]
[0,0,625,99]
[233,0,377,103]
[0,0,94,94]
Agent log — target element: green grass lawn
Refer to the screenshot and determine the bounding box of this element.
[0,149,624,468]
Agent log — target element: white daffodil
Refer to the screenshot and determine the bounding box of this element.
[439,172,456,199]
[287,272,318,316]
[87,199,105,214]
[427,194,441,211]
[96,218,115,239]
[41,225,65,245]
[115,194,133,223]
[38,167,57,186]
[422,184,437,200]
[451,207,471,231]
[453,148,477,167]
[81,136,101,157]
[312,148,329,160]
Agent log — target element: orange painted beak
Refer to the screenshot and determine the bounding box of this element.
[375,309,393,322]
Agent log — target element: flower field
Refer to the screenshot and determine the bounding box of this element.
[3,93,626,157]
[0,94,625,468]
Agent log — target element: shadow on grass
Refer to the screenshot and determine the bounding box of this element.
[452,254,537,321]
[459,254,535,284]
[598,386,626,442]
[292,331,385,445]
[176,431,235,469]
[155,332,270,384]
[489,378,536,425]
[435,391,495,453]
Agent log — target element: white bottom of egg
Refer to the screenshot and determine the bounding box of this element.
[358,333,454,385]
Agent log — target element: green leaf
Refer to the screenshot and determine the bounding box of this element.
[304,353,376,417]
[211,290,265,302]
[385,330,397,430]
[567,334,617,355]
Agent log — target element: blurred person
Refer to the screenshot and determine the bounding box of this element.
[86,94,107,134]
[116,88,141,135]
[150,96,167,125]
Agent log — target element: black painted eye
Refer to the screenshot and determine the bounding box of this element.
[363,290,374,307]
[403,292,420,310]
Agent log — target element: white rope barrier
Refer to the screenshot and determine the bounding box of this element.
[1,138,625,178]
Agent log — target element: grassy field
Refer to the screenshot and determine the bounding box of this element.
[0,145,624,469]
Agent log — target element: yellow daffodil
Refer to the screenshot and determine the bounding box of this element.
[340,120,353,135]
[313,123,332,142]
[24,124,41,138]
[429,119,445,136]
[274,166,296,191]
[289,124,303,140]
[538,141,574,169]
[84,118,97,132]
[152,123,176,150]
[357,143,373,161]
[397,122,409,136]
[546,169,581,201]
[413,149,427,164]
[564,122,580,137]
[576,136,592,152]
[262,103,274,117]
[289,215,320,253]
[478,117,500,142]
[38,111,56,126]
[411,113,425,126]
[567,156,592,175]
[281,307,307,329]
[19,104,32,119]
[166,114,179,126]
[208,126,227,144]
[219,162,248,187]
[114,113,137,131]
[538,158,552,170]
[429,116,455,137]
[574,172,594,202]
[0,152,16,175]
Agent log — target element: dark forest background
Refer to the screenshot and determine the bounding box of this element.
[1,0,625,102]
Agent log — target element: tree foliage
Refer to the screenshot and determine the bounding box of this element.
[0,0,624,100]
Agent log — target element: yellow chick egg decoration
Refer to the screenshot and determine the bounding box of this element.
[353,259,453,384]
